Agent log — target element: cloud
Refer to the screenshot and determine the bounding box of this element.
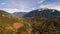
[11,1,29,8]
[1,8,19,13]
[38,0,45,4]
[10,0,45,8]
[0,0,45,13]
[1,8,32,13]
[31,8,36,10]
[40,4,60,11]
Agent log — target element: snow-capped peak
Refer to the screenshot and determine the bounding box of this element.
[52,9,55,12]
[38,8,48,11]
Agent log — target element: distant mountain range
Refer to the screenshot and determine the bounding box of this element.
[12,12,28,17]
[11,8,60,19]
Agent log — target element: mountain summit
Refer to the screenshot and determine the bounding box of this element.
[23,8,60,18]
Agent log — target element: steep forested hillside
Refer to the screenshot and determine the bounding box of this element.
[0,10,32,34]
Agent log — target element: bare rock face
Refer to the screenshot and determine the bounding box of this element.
[13,22,24,29]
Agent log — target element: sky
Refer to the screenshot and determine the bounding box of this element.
[0,0,60,13]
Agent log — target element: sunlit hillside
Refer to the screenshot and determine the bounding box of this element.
[0,10,32,34]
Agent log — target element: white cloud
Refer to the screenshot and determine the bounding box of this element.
[1,8,19,13]
[10,0,45,8]
[38,0,45,4]
[1,8,31,13]
[40,4,60,11]
[32,8,35,10]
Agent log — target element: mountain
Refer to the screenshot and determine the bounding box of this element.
[0,8,60,34]
[12,12,28,17]
[23,8,60,34]
[23,8,60,18]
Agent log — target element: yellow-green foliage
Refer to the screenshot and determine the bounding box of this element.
[0,10,32,34]
[29,18,60,34]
